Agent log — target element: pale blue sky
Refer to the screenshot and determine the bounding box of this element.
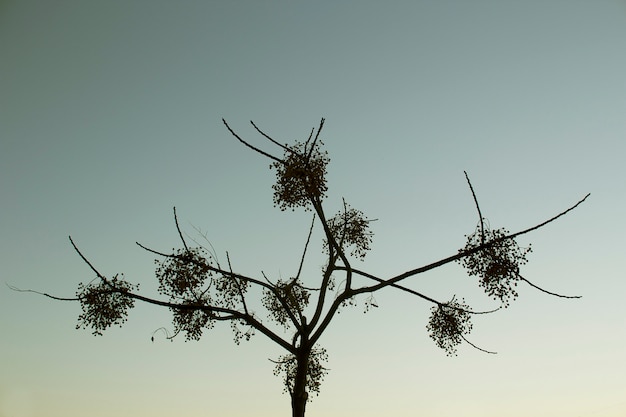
[1,1,625,416]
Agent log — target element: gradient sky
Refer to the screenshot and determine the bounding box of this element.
[1,1,625,416]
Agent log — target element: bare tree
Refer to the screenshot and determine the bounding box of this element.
[16,119,588,417]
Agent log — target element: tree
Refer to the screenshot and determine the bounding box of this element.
[18,119,588,417]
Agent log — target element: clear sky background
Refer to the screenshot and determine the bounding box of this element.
[1,1,625,416]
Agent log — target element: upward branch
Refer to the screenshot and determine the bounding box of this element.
[354,193,590,295]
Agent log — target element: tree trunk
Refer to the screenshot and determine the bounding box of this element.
[291,351,309,417]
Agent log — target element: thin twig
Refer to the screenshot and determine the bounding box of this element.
[464,171,485,244]
[303,126,315,149]
[519,275,582,299]
[186,224,221,268]
[295,215,316,281]
[6,284,80,301]
[222,118,283,163]
[461,335,497,354]
[507,193,591,241]
[69,236,111,285]
[228,251,249,315]
[305,118,325,166]
[250,120,296,155]
[173,207,189,252]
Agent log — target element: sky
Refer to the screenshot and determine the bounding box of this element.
[1,1,625,416]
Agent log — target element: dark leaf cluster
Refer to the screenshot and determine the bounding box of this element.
[231,319,255,345]
[426,297,472,356]
[324,205,373,260]
[171,301,214,341]
[273,347,328,400]
[458,225,532,307]
[155,247,253,341]
[262,279,310,327]
[76,274,138,336]
[271,140,330,211]
[156,247,212,301]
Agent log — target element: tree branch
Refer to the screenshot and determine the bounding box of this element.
[461,335,497,354]
[464,171,485,244]
[136,240,303,330]
[295,215,315,281]
[227,251,250,315]
[7,284,80,301]
[222,118,283,163]
[305,118,325,166]
[173,207,189,252]
[339,268,499,315]
[354,193,591,294]
[250,120,296,155]
[519,274,581,299]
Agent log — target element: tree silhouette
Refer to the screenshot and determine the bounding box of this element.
[18,119,588,417]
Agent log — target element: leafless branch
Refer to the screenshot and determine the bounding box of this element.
[507,193,590,240]
[461,335,497,354]
[227,251,250,314]
[519,274,581,299]
[7,283,80,301]
[173,207,189,252]
[222,118,283,163]
[464,171,485,244]
[186,224,221,268]
[69,236,113,286]
[304,118,325,166]
[250,120,296,155]
[303,126,315,150]
[354,193,591,295]
[295,215,316,281]
[338,268,500,315]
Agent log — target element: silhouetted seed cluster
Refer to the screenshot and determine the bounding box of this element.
[363,294,379,313]
[426,297,472,356]
[213,270,250,309]
[156,247,212,301]
[337,296,357,313]
[324,206,373,260]
[458,226,532,307]
[273,348,328,399]
[231,319,255,345]
[155,247,254,340]
[171,303,214,341]
[270,140,330,211]
[76,274,137,336]
[262,279,310,327]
